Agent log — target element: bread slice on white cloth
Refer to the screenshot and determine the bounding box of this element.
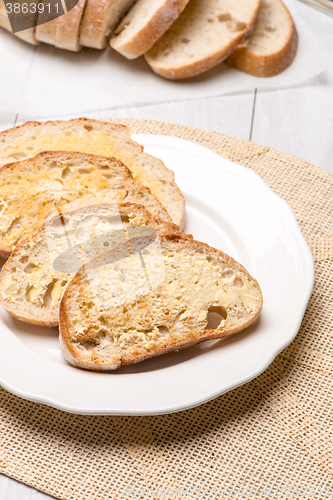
[80,0,137,49]
[145,0,261,79]
[111,0,190,59]
[56,0,87,51]
[35,0,58,45]
[0,203,177,326]
[0,150,174,257]
[226,0,298,77]
[0,119,185,229]
[59,233,263,371]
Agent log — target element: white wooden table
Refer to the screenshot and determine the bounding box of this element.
[0,1,332,498]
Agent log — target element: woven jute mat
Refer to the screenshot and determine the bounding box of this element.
[1,119,333,499]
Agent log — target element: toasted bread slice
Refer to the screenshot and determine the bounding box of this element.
[0,150,174,257]
[56,0,87,51]
[59,233,263,371]
[0,0,39,45]
[0,119,185,229]
[111,0,190,60]
[80,0,137,49]
[145,0,261,80]
[0,203,177,327]
[226,0,298,77]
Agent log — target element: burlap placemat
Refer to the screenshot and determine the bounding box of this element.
[0,119,332,500]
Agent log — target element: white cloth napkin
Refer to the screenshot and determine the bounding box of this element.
[0,0,326,117]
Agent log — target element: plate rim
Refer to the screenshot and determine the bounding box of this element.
[0,134,315,415]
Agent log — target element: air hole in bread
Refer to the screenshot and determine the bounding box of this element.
[218,13,232,22]
[78,168,90,175]
[24,262,37,274]
[19,256,29,265]
[120,214,130,224]
[25,285,36,303]
[221,269,234,279]
[207,18,214,23]
[205,305,227,330]
[234,277,244,288]
[103,241,109,247]
[158,326,169,336]
[181,38,190,44]
[98,316,108,327]
[61,167,72,179]
[83,125,94,132]
[265,25,276,32]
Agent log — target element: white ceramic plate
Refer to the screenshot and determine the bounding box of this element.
[0,135,314,415]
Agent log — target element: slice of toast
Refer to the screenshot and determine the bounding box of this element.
[0,119,185,229]
[145,0,261,80]
[56,0,87,52]
[0,203,177,327]
[111,0,190,60]
[226,0,298,77]
[59,233,263,371]
[80,0,137,49]
[0,0,39,45]
[0,150,174,257]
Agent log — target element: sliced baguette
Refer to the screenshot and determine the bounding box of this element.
[0,0,39,45]
[56,0,87,51]
[0,150,174,257]
[80,0,137,49]
[35,0,58,46]
[0,119,185,229]
[226,0,298,77]
[0,203,177,327]
[59,233,263,371]
[145,0,261,80]
[111,0,190,60]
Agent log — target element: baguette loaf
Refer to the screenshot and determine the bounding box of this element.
[80,0,137,49]
[145,0,261,80]
[0,119,185,229]
[59,233,263,371]
[111,0,190,60]
[56,0,87,51]
[226,0,298,77]
[0,203,177,327]
[0,0,39,45]
[0,150,173,257]
[35,0,58,46]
